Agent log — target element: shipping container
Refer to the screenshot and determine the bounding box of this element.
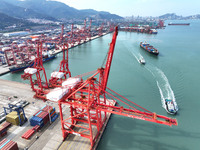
[37,111,49,125]
[6,112,24,126]
[29,116,44,128]
[0,139,18,150]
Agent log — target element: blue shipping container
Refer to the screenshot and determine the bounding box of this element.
[29,116,44,128]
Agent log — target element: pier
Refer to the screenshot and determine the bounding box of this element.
[0,79,114,150]
[0,32,108,76]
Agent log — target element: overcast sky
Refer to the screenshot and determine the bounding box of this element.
[54,0,200,17]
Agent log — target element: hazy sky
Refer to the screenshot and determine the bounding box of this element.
[54,0,200,17]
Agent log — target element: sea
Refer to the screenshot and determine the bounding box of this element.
[1,20,200,150]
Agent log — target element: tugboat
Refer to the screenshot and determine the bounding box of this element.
[165,99,178,115]
[140,42,159,55]
[139,57,145,64]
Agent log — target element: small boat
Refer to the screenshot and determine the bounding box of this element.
[165,99,177,115]
[140,42,159,55]
[139,58,145,64]
[150,29,158,34]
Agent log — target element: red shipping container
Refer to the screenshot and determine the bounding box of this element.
[0,138,8,146]
[0,122,11,137]
[0,139,18,150]
[37,111,49,125]
[42,106,53,113]
[2,141,18,150]
[2,122,11,128]
[0,126,6,133]
[0,131,7,137]
[33,110,41,116]
[21,129,35,139]
[32,125,40,132]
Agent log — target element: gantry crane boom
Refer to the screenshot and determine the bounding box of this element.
[101,26,118,91]
[21,25,177,150]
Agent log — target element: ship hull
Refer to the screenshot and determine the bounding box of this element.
[10,54,56,73]
[140,42,159,55]
[168,23,190,25]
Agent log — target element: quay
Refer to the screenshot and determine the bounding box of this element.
[0,79,114,150]
[0,32,109,76]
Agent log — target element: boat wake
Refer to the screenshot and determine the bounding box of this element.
[145,65,178,111]
[125,44,144,64]
[124,43,143,63]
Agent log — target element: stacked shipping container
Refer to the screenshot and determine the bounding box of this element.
[0,122,11,137]
[0,139,18,150]
[41,105,58,123]
[29,105,58,128]
[6,111,24,126]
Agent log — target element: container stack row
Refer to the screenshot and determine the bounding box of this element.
[0,122,11,137]
[29,105,58,128]
[21,125,40,140]
[41,105,58,123]
[0,139,18,150]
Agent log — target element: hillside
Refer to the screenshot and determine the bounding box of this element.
[0,0,57,21]
[0,12,36,29]
[158,13,200,20]
[1,0,123,20]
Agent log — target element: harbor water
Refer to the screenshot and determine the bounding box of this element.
[1,20,200,150]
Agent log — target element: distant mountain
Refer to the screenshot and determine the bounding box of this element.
[6,0,79,20]
[158,13,200,20]
[0,0,57,21]
[185,14,200,19]
[158,13,182,20]
[2,0,122,20]
[0,12,35,29]
[79,9,123,20]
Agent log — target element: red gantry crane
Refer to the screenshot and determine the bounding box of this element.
[21,40,49,99]
[98,23,104,36]
[44,26,177,149]
[22,26,177,150]
[49,43,71,88]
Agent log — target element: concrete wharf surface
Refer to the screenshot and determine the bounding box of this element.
[0,79,114,150]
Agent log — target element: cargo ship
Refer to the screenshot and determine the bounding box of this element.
[9,61,34,73]
[140,42,159,55]
[165,99,178,115]
[9,53,56,73]
[168,23,190,26]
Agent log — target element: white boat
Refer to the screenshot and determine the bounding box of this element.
[165,99,178,115]
[151,29,158,34]
[139,58,145,64]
